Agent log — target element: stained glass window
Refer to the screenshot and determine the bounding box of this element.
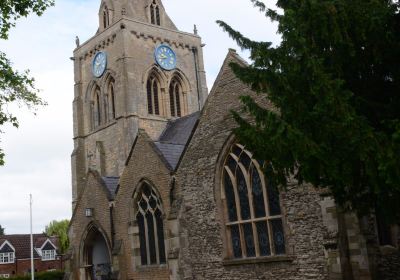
[136,183,166,265]
[222,144,285,259]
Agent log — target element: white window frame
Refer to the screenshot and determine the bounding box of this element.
[0,252,15,264]
[42,249,56,261]
[0,274,10,278]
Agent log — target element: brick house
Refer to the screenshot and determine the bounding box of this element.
[67,0,400,279]
[0,234,63,278]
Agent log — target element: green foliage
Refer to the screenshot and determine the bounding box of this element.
[45,219,69,254]
[0,0,53,166]
[0,0,55,40]
[0,224,4,235]
[0,271,64,280]
[218,0,400,219]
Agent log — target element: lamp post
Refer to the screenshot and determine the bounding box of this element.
[30,194,34,280]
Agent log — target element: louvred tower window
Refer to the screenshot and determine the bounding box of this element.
[169,78,183,117]
[150,0,161,26]
[147,74,161,115]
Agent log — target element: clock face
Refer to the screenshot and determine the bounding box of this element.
[154,45,177,71]
[92,51,107,78]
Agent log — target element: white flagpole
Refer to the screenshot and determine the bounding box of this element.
[30,194,34,280]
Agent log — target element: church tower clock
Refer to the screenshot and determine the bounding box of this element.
[71,0,208,209]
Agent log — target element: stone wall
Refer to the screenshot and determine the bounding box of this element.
[175,50,331,280]
[114,130,173,280]
[71,2,208,211]
[69,171,113,280]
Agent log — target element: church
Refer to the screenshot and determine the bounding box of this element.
[67,1,400,279]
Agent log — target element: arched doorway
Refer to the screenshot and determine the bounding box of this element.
[82,226,111,280]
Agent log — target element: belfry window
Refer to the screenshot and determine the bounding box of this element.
[150,0,161,26]
[93,86,102,128]
[103,6,110,28]
[107,78,116,120]
[222,144,285,259]
[136,183,166,265]
[169,78,182,117]
[147,74,160,115]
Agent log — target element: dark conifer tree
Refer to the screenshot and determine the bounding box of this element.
[218,0,400,219]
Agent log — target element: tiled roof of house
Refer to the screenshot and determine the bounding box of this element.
[154,112,200,170]
[0,234,59,259]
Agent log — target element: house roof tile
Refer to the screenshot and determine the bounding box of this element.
[0,234,59,259]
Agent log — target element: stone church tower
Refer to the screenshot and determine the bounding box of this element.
[71,0,208,209]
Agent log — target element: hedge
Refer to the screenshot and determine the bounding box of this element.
[0,271,64,280]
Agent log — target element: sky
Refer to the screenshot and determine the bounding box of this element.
[0,0,280,234]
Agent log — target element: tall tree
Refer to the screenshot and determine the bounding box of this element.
[45,219,69,254]
[0,225,4,235]
[217,0,400,219]
[0,0,54,165]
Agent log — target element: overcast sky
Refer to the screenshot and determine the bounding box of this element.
[0,0,279,234]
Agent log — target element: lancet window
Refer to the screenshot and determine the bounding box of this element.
[150,0,161,26]
[103,6,110,28]
[222,143,286,259]
[169,78,183,117]
[92,86,102,128]
[147,74,160,115]
[136,183,166,265]
[107,78,116,120]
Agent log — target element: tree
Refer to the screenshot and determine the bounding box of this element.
[44,219,69,254]
[0,225,4,235]
[0,0,54,165]
[217,0,400,220]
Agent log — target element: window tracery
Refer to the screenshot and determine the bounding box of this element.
[150,0,161,26]
[92,86,102,128]
[103,6,110,28]
[147,74,161,115]
[169,78,183,117]
[222,144,286,259]
[107,78,116,120]
[136,183,166,265]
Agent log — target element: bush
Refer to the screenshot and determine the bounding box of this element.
[0,271,64,280]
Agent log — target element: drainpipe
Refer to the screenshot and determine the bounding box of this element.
[109,202,115,248]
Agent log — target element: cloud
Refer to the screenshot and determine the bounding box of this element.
[0,0,279,234]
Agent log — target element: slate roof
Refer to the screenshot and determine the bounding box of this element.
[154,111,200,170]
[102,176,119,199]
[0,234,59,259]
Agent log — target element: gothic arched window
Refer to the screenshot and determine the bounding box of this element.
[222,144,285,259]
[92,86,102,128]
[150,0,161,26]
[136,183,166,265]
[103,6,110,29]
[107,78,116,120]
[147,74,160,115]
[169,78,183,117]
